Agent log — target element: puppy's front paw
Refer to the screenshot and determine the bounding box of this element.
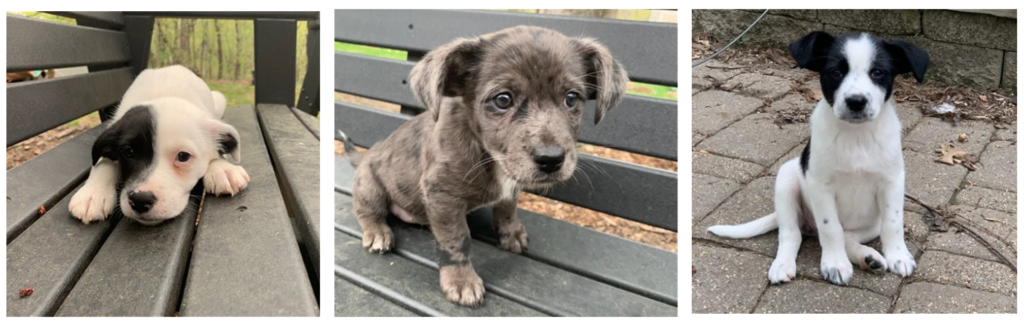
[362,226,394,253]
[440,265,485,307]
[496,222,528,254]
[884,247,916,277]
[204,160,250,196]
[768,258,797,284]
[820,253,854,285]
[68,185,116,224]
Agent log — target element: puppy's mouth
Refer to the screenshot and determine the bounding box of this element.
[839,113,871,124]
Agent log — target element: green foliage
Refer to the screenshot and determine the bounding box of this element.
[335,42,408,60]
[148,18,309,83]
[7,11,75,25]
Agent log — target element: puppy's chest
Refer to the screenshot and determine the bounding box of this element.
[467,170,519,209]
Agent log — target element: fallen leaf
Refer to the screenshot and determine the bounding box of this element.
[19,288,33,297]
[979,94,988,102]
[957,133,968,142]
[935,143,968,165]
[38,206,46,215]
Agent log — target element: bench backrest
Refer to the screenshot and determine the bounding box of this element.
[335,10,678,231]
[6,11,320,148]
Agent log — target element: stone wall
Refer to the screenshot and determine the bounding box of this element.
[693,10,1017,90]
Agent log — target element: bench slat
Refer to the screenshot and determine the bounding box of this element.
[5,184,119,316]
[335,192,676,316]
[47,11,125,29]
[256,104,321,280]
[6,67,133,146]
[292,106,321,138]
[6,15,131,72]
[335,210,546,316]
[334,9,677,86]
[55,186,202,316]
[179,106,318,316]
[6,126,106,241]
[334,53,677,160]
[335,160,677,304]
[335,276,419,317]
[335,102,677,230]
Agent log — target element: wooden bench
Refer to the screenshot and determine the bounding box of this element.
[334,10,678,316]
[6,11,321,316]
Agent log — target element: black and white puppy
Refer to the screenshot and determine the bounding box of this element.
[708,32,929,285]
[69,65,250,225]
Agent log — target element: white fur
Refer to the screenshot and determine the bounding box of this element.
[69,65,248,225]
[833,34,887,122]
[708,42,916,284]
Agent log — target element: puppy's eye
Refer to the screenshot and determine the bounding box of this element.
[829,69,843,79]
[870,69,884,78]
[121,148,133,159]
[176,151,191,163]
[493,92,513,109]
[564,92,580,108]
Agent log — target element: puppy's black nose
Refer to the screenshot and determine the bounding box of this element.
[128,190,156,213]
[532,146,565,174]
[846,96,867,112]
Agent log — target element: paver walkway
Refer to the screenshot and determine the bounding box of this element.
[692,60,1017,313]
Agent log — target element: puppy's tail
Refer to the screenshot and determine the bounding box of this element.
[707,213,778,239]
[337,130,362,167]
[211,91,227,119]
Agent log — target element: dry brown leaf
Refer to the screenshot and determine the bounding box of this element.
[935,143,968,165]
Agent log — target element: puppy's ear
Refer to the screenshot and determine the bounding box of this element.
[884,40,930,83]
[91,127,120,165]
[204,119,241,162]
[574,38,629,125]
[788,31,835,72]
[408,38,482,121]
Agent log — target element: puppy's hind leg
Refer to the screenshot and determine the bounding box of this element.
[352,168,394,253]
[768,160,803,284]
[845,229,887,273]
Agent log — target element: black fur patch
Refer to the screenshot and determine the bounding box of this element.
[437,237,472,267]
[217,132,238,157]
[800,138,811,176]
[92,105,156,187]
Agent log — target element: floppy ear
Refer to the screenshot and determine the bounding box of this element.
[573,38,629,125]
[788,31,835,72]
[884,40,930,83]
[91,127,121,165]
[204,119,241,162]
[408,37,482,121]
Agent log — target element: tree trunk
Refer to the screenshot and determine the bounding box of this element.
[215,21,224,80]
[234,21,243,80]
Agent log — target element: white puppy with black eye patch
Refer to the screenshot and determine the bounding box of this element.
[69,65,250,225]
[708,32,930,285]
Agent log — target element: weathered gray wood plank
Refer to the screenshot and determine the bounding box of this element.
[6,15,131,71]
[333,54,677,160]
[335,196,546,316]
[256,104,321,280]
[55,186,201,316]
[291,106,320,138]
[6,126,106,242]
[334,192,676,316]
[6,184,119,316]
[335,276,418,317]
[179,105,318,316]
[6,68,133,146]
[334,9,677,86]
[334,102,677,230]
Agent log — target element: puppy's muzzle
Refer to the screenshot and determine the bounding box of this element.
[128,190,157,213]
[532,146,565,174]
[845,95,867,112]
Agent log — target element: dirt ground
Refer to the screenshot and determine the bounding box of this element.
[335,92,679,252]
[7,113,101,170]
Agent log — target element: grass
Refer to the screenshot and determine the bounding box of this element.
[335,41,677,101]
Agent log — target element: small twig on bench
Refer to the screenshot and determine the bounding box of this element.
[905,194,1017,272]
